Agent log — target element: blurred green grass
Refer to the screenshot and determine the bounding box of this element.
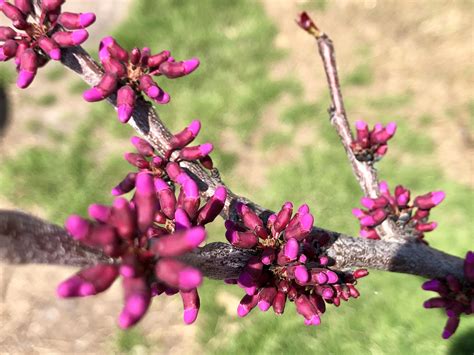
[0,0,472,354]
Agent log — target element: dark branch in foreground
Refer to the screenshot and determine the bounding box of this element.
[0,209,464,281]
[0,210,111,267]
[0,4,466,283]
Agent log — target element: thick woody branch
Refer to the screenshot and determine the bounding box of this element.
[297,13,403,241]
[0,210,111,267]
[0,210,464,280]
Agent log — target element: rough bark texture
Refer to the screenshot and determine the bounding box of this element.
[0,3,467,284]
[0,210,111,267]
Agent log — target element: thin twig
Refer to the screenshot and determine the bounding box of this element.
[296,12,404,242]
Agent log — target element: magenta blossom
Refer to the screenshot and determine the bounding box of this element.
[0,0,95,88]
[225,202,368,325]
[351,120,397,162]
[422,251,474,339]
[59,168,227,328]
[83,36,199,123]
[353,181,445,241]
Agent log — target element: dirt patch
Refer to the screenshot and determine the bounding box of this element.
[0,264,199,354]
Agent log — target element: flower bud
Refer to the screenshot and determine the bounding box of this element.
[158,58,200,78]
[295,295,320,325]
[0,26,16,41]
[283,238,299,262]
[154,178,176,219]
[100,36,128,61]
[442,316,460,339]
[464,251,474,282]
[272,291,287,315]
[88,204,111,223]
[139,74,163,99]
[273,202,293,233]
[52,30,89,47]
[112,172,137,196]
[155,258,202,291]
[422,279,448,294]
[413,191,445,209]
[14,0,32,15]
[83,73,117,102]
[0,1,27,29]
[57,264,118,298]
[124,152,149,169]
[180,179,200,219]
[117,85,136,123]
[2,39,18,57]
[170,208,189,231]
[58,12,96,29]
[134,172,157,232]
[148,50,171,69]
[196,186,226,225]
[237,204,268,239]
[225,228,258,249]
[151,227,205,257]
[415,221,438,232]
[130,136,154,157]
[17,48,37,88]
[284,213,314,240]
[258,287,277,311]
[110,198,136,240]
[119,277,151,329]
[355,120,370,148]
[170,120,201,149]
[360,227,380,239]
[309,293,326,314]
[180,288,200,325]
[38,36,61,60]
[179,143,213,161]
[237,294,258,317]
[353,269,369,279]
[261,247,275,265]
[41,0,64,12]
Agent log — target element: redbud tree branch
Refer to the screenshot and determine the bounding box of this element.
[0,3,466,282]
[296,14,404,242]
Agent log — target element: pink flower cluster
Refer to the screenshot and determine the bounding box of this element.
[59,167,227,328]
[225,202,368,325]
[0,0,94,88]
[112,122,213,197]
[351,121,397,162]
[423,251,474,339]
[83,36,199,123]
[353,181,445,241]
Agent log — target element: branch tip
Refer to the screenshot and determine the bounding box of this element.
[296,11,322,38]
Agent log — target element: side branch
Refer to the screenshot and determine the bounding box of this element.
[297,13,403,241]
